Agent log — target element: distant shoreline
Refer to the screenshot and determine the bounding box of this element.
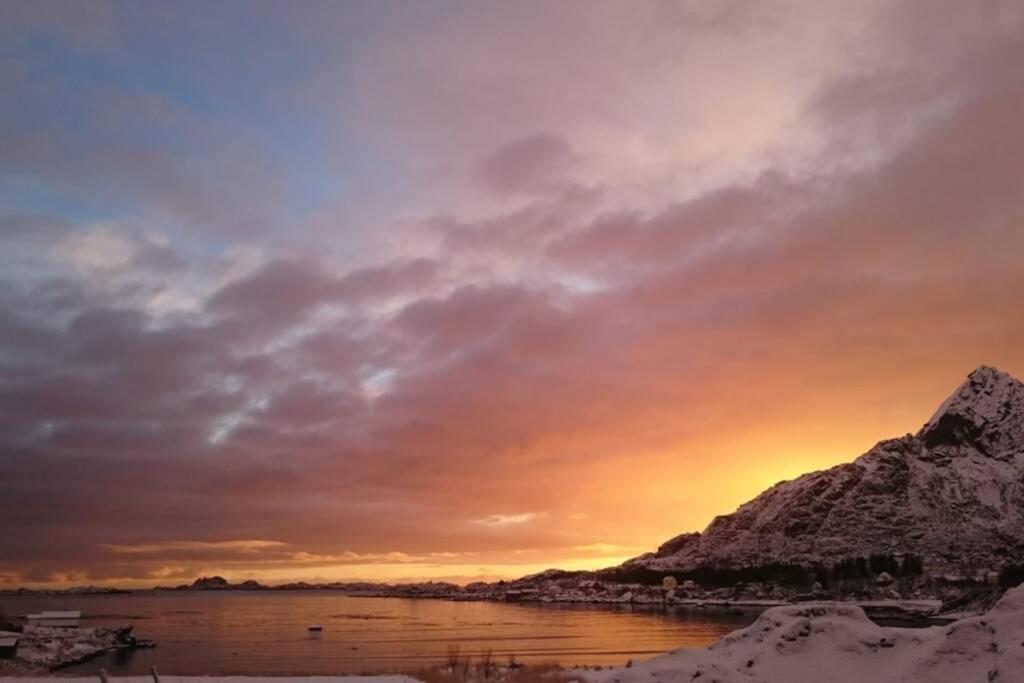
[0,584,953,624]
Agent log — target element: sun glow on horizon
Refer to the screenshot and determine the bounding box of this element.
[1,0,1023,589]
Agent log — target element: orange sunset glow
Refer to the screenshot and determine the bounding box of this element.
[2,0,1023,593]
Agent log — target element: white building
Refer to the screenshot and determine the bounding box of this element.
[26,610,81,628]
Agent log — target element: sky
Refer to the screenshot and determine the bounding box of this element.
[1,0,1023,588]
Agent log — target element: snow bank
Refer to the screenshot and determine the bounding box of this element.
[604,584,1024,683]
[3,624,141,670]
[0,678,418,683]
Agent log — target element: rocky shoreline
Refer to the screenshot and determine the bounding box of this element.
[0,623,153,673]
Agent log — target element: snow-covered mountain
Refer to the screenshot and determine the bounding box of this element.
[627,366,1024,575]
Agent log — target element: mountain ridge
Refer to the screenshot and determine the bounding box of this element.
[625,365,1024,575]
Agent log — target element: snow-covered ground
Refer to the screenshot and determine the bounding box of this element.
[0,624,144,671]
[596,583,1024,683]
[0,678,418,683]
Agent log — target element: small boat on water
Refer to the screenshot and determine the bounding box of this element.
[308,624,322,631]
[26,610,81,628]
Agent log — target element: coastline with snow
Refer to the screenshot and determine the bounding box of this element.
[3,584,1023,682]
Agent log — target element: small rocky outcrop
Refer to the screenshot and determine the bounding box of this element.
[191,576,231,590]
[4,624,152,671]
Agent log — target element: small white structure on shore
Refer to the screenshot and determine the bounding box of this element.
[26,610,81,627]
[0,634,19,659]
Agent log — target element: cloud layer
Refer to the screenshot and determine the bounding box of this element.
[1,0,1023,586]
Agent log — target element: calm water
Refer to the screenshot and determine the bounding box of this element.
[0,592,760,675]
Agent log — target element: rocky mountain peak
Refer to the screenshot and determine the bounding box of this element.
[918,365,1024,457]
[624,365,1024,575]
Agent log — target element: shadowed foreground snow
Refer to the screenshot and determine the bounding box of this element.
[0,675,419,679]
[604,584,1024,683]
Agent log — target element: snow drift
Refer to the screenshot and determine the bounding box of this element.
[606,583,1024,683]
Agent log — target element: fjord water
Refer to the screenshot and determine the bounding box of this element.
[0,592,758,675]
